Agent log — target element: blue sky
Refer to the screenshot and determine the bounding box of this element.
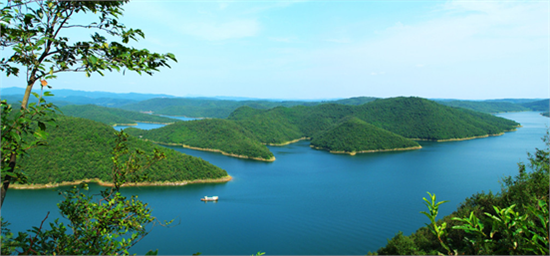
[3,0,549,100]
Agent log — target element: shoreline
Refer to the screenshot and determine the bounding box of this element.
[263,137,311,146]
[10,175,233,190]
[410,131,513,142]
[112,121,175,127]
[145,139,276,162]
[310,145,422,155]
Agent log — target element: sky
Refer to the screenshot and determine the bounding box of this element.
[2,0,549,100]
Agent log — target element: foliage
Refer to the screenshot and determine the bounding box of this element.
[17,116,228,184]
[1,0,176,208]
[437,100,529,113]
[310,117,420,153]
[1,131,171,255]
[119,97,320,119]
[134,97,519,160]
[59,104,177,126]
[420,192,454,255]
[1,94,57,205]
[1,0,176,80]
[125,118,274,160]
[231,97,519,143]
[520,99,549,112]
[376,132,549,255]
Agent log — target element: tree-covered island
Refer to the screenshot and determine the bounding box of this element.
[13,116,230,188]
[126,97,520,160]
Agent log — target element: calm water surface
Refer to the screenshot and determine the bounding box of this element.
[3,112,548,255]
[113,115,198,131]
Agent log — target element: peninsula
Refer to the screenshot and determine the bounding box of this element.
[17,116,229,188]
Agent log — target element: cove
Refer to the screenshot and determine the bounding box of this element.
[1,112,548,255]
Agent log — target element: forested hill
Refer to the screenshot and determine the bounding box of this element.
[60,104,177,126]
[436,99,548,113]
[18,116,228,185]
[126,97,520,161]
[119,98,320,118]
[521,99,550,112]
[354,97,519,140]
[310,117,421,154]
[229,97,520,143]
[118,97,378,119]
[437,100,529,113]
[124,119,275,161]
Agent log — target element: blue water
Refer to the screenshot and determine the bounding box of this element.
[159,115,199,121]
[113,115,198,131]
[2,112,548,255]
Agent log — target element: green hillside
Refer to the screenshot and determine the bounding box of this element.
[331,96,378,105]
[119,98,318,118]
[437,100,529,113]
[118,97,378,119]
[354,97,519,141]
[124,119,275,161]
[124,97,519,161]
[521,99,549,112]
[229,106,304,144]
[310,117,420,154]
[18,116,228,185]
[230,97,519,143]
[60,105,177,126]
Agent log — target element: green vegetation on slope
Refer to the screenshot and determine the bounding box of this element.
[229,106,304,144]
[330,96,378,105]
[119,98,319,118]
[230,97,519,143]
[310,117,420,153]
[437,100,529,113]
[375,134,549,255]
[118,97,379,119]
[18,116,227,184]
[354,97,519,140]
[124,97,519,161]
[125,119,274,161]
[60,104,177,126]
[521,99,550,112]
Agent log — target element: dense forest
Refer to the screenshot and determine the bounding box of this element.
[310,117,421,153]
[60,104,177,126]
[124,119,275,161]
[125,97,520,160]
[17,116,228,185]
[231,97,520,143]
[118,96,378,119]
[374,134,549,255]
[435,99,549,114]
[119,98,320,118]
[437,100,529,113]
[521,99,550,112]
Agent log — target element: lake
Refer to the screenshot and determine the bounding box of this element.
[2,112,548,254]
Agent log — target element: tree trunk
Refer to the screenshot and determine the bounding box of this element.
[1,81,35,209]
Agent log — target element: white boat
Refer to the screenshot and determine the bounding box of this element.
[201,196,219,201]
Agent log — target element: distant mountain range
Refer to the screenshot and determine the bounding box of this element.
[2,87,548,115]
